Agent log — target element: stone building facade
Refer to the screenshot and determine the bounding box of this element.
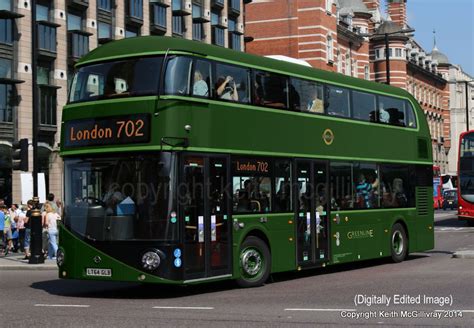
[0,0,246,204]
[446,65,474,176]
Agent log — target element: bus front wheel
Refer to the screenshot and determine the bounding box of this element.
[236,236,271,288]
[390,223,408,263]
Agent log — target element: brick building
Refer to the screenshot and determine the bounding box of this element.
[0,0,246,204]
[245,0,450,171]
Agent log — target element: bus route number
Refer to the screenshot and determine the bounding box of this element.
[257,161,269,173]
[116,119,145,138]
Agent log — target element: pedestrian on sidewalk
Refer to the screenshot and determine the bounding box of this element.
[23,200,34,259]
[42,203,59,260]
[16,205,26,253]
[9,204,20,252]
[2,205,13,254]
[0,205,4,254]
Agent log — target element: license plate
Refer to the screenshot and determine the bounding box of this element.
[86,268,112,277]
[448,201,453,204]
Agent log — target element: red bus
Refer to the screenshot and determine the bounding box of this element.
[458,130,474,225]
[433,165,443,209]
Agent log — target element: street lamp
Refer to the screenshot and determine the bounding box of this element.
[362,28,415,85]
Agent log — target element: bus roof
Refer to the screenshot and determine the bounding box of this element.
[77,36,414,100]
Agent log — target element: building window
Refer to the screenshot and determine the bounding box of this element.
[337,50,342,72]
[0,19,12,45]
[345,54,350,75]
[192,22,203,41]
[67,11,89,59]
[172,15,184,36]
[36,2,50,21]
[228,0,240,15]
[228,18,241,50]
[326,35,333,62]
[98,21,112,41]
[67,12,83,31]
[0,0,12,11]
[151,3,167,32]
[212,26,225,46]
[98,0,112,12]
[37,61,52,85]
[39,85,56,126]
[37,23,57,53]
[395,48,402,58]
[375,49,380,59]
[364,65,369,80]
[211,11,225,46]
[125,26,139,38]
[192,3,204,41]
[0,84,13,122]
[326,0,332,13]
[127,0,143,19]
[69,32,89,58]
[0,58,11,78]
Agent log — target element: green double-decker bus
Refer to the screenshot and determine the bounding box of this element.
[58,36,433,287]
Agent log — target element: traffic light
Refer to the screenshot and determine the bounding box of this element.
[12,138,28,171]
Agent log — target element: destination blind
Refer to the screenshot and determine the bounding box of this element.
[63,114,150,148]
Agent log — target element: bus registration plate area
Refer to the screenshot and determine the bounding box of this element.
[86,268,112,277]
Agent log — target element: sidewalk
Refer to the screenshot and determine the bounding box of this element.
[0,253,58,271]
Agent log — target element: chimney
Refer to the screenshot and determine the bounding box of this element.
[387,0,407,28]
[362,0,380,11]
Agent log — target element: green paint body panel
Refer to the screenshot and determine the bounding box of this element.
[59,36,434,285]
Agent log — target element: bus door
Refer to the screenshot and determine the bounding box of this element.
[181,155,231,280]
[295,160,330,267]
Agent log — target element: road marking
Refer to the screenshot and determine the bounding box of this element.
[285,308,355,312]
[435,227,474,232]
[35,304,90,308]
[152,306,214,310]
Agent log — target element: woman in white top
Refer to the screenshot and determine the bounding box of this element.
[42,203,60,259]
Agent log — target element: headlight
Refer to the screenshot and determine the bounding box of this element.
[56,249,65,267]
[141,250,161,271]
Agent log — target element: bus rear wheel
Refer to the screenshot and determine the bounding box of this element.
[390,223,408,263]
[236,236,271,288]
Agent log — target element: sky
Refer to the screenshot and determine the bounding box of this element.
[381,0,474,76]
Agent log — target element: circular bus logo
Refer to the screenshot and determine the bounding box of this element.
[323,129,334,145]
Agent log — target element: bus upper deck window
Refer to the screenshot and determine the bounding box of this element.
[352,91,376,122]
[289,78,324,114]
[378,96,406,127]
[164,56,192,96]
[253,70,288,108]
[405,101,417,128]
[214,62,250,104]
[325,85,350,118]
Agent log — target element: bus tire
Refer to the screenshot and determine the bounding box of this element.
[390,223,408,263]
[236,236,271,288]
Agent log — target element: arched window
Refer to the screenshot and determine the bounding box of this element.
[327,35,334,62]
[326,0,332,13]
[345,54,350,75]
[337,50,342,72]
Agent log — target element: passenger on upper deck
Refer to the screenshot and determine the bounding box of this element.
[193,70,209,97]
[216,75,238,101]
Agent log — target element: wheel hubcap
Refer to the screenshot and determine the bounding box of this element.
[392,231,404,255]
[241,248,262,277]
